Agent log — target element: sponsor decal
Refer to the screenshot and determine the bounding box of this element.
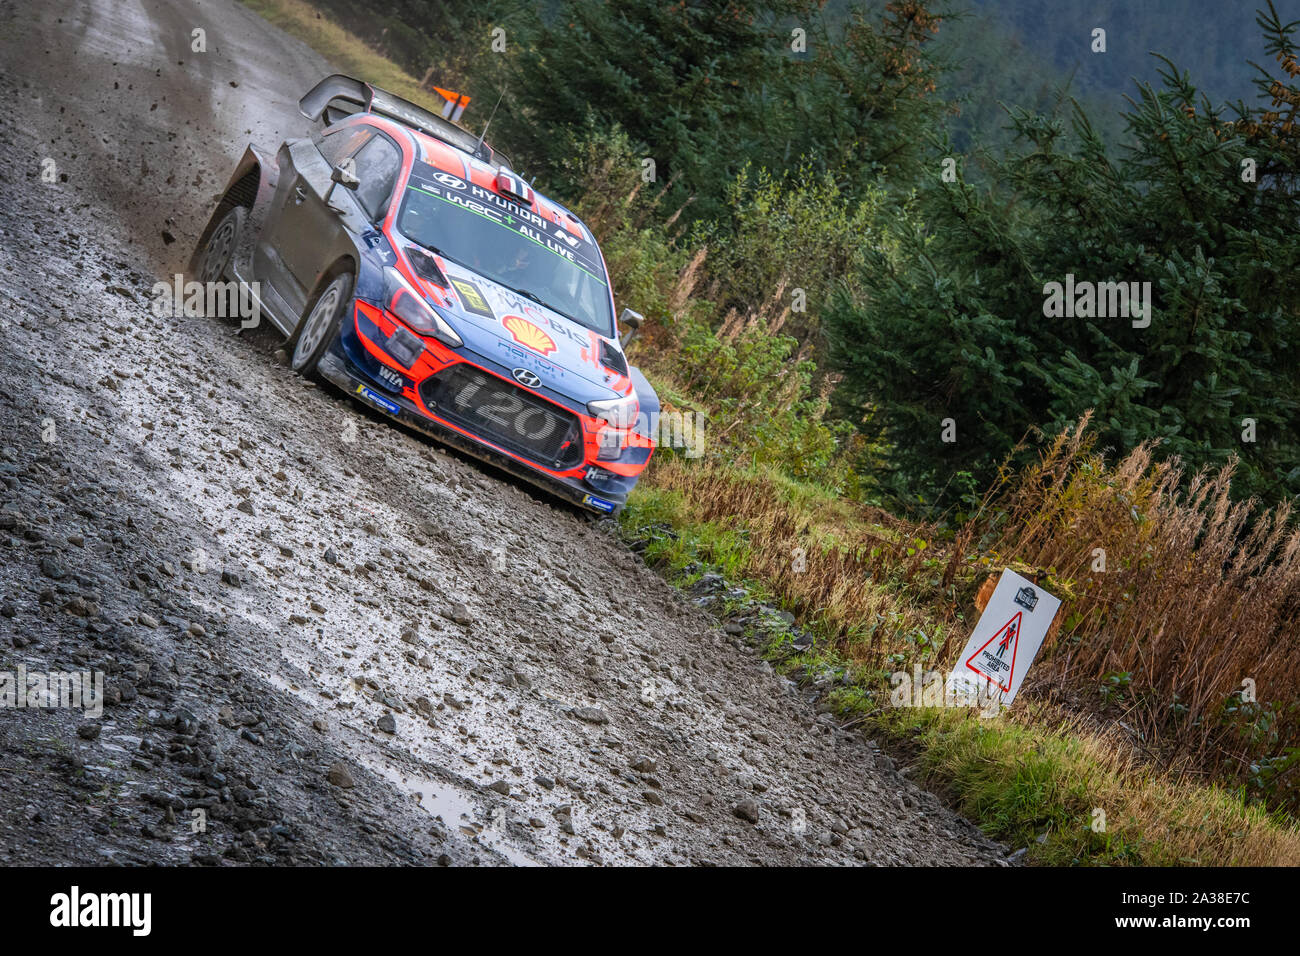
[450,278,494,319]
[363,231,394,263]
[582,493,616,514]
[484,283,593,348]
[545,312,594,347]
[411,171,550,234]
[503,315,557,356]
[406,167,608,280]
[485,285,546,325]
[494,340,566,380]
[375,364,405,392]
[355,383,400,414]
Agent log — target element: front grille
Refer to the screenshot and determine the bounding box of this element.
[420,364,583,470]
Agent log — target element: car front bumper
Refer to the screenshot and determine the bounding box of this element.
[316,347,630,516]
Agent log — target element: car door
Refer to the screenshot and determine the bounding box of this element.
[256,126,379,318]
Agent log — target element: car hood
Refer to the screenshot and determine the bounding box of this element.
[428,261,630,402]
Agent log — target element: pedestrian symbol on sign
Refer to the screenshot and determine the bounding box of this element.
[996,618,1017,657]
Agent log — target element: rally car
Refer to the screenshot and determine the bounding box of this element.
[189,74,656,514]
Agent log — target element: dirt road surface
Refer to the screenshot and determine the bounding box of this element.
[0,0,1010,866]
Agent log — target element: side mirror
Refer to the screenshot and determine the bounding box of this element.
[618,308,644,348]
[331,163,360,189]
[324,162,360,208]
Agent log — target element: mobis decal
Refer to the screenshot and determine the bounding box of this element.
[488,285,590,349]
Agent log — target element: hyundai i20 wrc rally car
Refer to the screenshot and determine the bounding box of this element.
[189,74,657,515]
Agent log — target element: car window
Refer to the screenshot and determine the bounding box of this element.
[351,134,402,221]
[399,163,614,335]
[318,126,371,167]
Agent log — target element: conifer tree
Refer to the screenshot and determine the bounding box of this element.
[826,2,1300,510]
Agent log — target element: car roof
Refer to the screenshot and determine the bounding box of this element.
[335,114,596,248]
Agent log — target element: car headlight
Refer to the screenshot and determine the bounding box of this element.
[587,394,638,429]
[383,267,462,348]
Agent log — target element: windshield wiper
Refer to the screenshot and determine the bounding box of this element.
[503,284,584,326]
[508,286,547,307]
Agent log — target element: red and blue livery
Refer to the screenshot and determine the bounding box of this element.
[190,75,656,514]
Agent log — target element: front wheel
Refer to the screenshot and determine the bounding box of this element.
[291,271,353,376]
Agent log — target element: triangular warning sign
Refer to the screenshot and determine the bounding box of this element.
[964,610,1022,693]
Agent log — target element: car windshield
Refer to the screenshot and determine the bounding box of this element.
[398,163,613,336]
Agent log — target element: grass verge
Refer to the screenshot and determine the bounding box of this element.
[240,0,444,112]
[621,465,1300,866]
[872,707,1300,866]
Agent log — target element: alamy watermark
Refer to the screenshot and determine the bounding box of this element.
[890,665,1005,718]
[635,409,706,458]
[50,886,150,936]
[150,274,261,329]
[1,665,104,717]
[1042,274,1152,329]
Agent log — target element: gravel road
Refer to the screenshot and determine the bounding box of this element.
[0,0,1011,866]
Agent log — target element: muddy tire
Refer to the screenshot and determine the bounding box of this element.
[195,205,245,287]
[290,270,353,377]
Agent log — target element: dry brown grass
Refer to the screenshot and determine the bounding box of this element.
[241,0,447,114]
[975,414,1300,785]
[643,413,1300,804]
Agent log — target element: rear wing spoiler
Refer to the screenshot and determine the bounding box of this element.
[298,74,511,170]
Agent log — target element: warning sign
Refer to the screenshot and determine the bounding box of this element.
[965,611,1022,691]
[949,569,1060,706]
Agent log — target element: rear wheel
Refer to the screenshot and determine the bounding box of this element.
[291,271,353,376]
[196,205,245,286]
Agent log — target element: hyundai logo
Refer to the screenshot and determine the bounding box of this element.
[512,367,542,388]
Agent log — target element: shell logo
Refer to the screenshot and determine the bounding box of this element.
[503,315,556,356]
